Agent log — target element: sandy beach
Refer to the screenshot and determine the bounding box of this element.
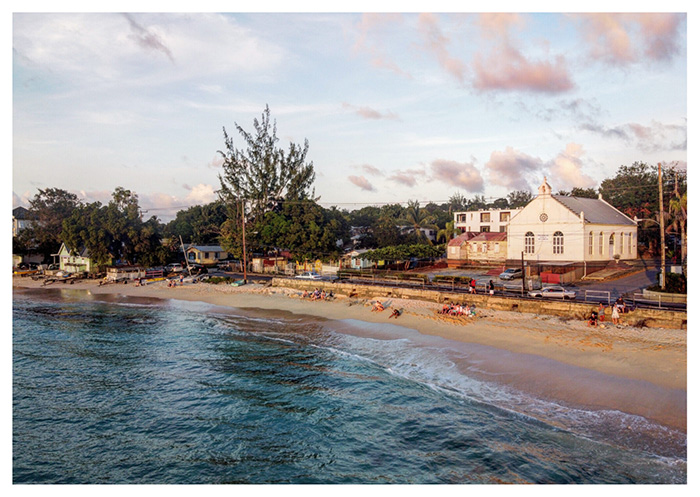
[13,276,687,432]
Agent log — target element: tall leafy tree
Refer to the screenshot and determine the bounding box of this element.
[403,200,437,244]
[20,188,81,261]
[217,105,316,225]
[507,190,533,208]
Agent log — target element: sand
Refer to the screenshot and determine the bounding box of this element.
[13,276,687,432]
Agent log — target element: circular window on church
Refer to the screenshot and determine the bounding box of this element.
[539,213,548,222]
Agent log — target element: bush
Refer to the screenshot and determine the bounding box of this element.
[648,271,686,294]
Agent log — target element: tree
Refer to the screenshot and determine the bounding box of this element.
[447,192,468,212]
[403,200,437,244]
[217,105,316,227]
[164,201,227,245]
[61,188,166,269]
[436,220,460,244]
[466,194,488,211]
[20,188,81,261]
[507,190,533,208]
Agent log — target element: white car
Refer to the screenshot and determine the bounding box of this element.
[166,263,184,273]
[528,286,576,300]
[499,268,523,280]
[295,271,323,280]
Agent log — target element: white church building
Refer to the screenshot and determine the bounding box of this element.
[507,178,638,269]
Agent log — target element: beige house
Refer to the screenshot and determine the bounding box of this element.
[465,232,508,263]
[185,245,229,265]
[507,178,638,264]
[446,232,479,266]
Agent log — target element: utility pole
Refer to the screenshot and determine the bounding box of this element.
[241,199,247,284]
[521,251,525,296]
[658,163,665,290]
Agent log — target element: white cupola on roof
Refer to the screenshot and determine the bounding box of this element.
[537,176,552,196]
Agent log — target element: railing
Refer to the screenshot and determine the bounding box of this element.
[584,290,611,305]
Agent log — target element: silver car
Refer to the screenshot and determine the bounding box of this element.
[499,268,522,280]
[295,271,323,280]
[528,285,576,300]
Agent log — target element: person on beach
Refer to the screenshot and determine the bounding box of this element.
[179,274,184,285]
[389,308,401,319]
[598,302,605,322]
[489,280,494,295]
[372,300,385,312]
[611,304,620,325]
[588,309,598,326]
[468,304,476,317]
[470,279,476,294]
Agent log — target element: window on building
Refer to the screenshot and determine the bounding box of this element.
[499,226,506,232]
[457,214,466,223]
[618,233,624,255]
[494,243,500,253]
[500,212,510,222]
[599,232,604,255]
[627,232,632,253]
[588,231,593,255]
[553,231,564,254]
[525,231,535,254]
[480,226,490,232]
[480,213,490,222]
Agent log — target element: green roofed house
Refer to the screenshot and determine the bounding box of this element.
[56,242,94,274]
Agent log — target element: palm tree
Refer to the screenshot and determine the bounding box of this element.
[668,191,687,264]
[437,220,461,244]
[403,200,437,244]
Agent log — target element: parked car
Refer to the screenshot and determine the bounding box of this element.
[527,286,576,300]
[295,271,323,280]
[166,263,184,273]
[499,268,523,280]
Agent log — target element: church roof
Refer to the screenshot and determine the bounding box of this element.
[552,195,636,226]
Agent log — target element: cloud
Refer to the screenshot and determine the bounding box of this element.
[353,13,412,78]
[547,143,596,191]
[182,183,217,204]
[429,159,483,192]
[342,103,399,121]
[417,13,468,85]
[471,14,573,94]
[388,168,425,188]
[572,13,685,65]
[485,147,544,191]
[578,119,687,152]
[348,175,376,192]
[360,164,384,176]
[122,13,175,63]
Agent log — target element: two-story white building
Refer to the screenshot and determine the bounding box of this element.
[506,178,638,267]
[454,208,522,233]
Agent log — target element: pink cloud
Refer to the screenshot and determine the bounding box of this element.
[430,159,483,192]
[417,13,468,85]
[342,103,399,121]
[472,13,573,93]
[547,143,596,191]
[388,168,424,187]
[485,147,544,191]
[572,13,684,65]
[348,175,376,192]
[473,48,573,93]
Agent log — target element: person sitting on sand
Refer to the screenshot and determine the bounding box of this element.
[588,309,598,327]
[598,302,605,322]
[611,304,620,325]
[468,304,476,317]
[372,300,385,312]
[389,308,401,319]
[320,290,326,300]
[302,290,309,298]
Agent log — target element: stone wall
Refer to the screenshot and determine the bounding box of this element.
[272,278,687,330]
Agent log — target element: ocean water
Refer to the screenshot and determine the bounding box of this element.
[13,289,686,484]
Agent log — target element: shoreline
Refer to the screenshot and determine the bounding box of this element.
[12,276,687,433]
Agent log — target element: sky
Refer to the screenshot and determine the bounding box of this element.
[11,6,689,222]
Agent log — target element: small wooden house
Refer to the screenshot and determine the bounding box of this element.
[57,243,94,273]
[185,245,229,265]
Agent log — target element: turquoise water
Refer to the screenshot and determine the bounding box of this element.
[13,289,686,484]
